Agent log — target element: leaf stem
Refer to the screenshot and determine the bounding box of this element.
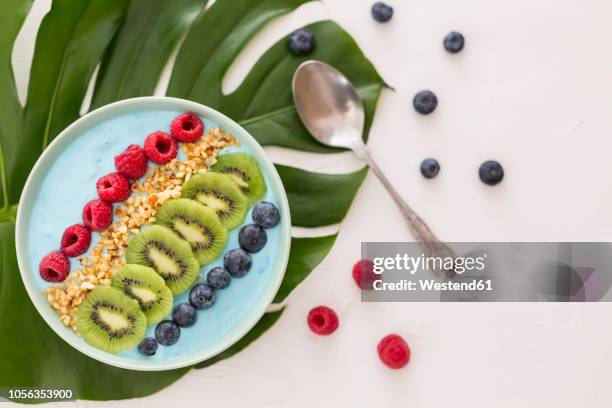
[239,105,295,126]
[0,204,17,223]
[41,44,70,151]
[0,141,9,210]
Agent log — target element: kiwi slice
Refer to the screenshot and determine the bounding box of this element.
[126,225,199,295]
[112,264,173,324]
[76,286,146,354]
[211,153,266,203]
[155,198,228,266]
[181,172,248,230]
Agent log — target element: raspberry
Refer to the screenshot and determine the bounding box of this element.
[39,251,70,282]
[115,144,148,180]
[60,224,92,257]
[144,131,178,164]
[307,306,339,335]
[377,334,411,369]
[96,172,131,203]
[83,199,113,231]
[171,112,204,142]
[353,259,377,290]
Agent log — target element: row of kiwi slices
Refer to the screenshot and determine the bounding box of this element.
[75,153,267,354]
[123,153,267,296]
[76,265,173,354]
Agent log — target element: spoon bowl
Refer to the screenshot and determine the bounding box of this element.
[292,61,365,149]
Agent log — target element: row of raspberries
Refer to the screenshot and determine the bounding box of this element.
[306,260,411,370]
[39,113,205,283]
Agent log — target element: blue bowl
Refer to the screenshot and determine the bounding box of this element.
[15,97,291,371]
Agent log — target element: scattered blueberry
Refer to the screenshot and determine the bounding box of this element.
[155,320,180,346]
[189,283,216,310]
[224,248,252,278]
[371,2,393,23]
[172,303,197,328]
[288,28,315,56]
[479,160,504,185]
[413,90,438,115]
[444,31,465,54]
[252,201,281,228]
[239,224,268,253]
[420,159,440,179]
[207,266,231,289]
[138,337,158,356]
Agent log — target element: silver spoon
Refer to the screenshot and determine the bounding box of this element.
[292,60,455,276]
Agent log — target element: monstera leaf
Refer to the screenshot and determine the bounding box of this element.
[0,0,384,403]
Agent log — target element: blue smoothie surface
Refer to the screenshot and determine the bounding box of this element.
[26,109,281,362]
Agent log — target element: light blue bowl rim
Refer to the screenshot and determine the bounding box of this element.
[15,96,292,371]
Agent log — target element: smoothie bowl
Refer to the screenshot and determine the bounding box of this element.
[15,97,291,371]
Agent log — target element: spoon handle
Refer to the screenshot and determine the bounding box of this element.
[351,141,455,277]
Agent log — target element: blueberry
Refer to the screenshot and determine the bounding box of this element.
[238,224,267,253]
[138,337,158,356]
[155,320,180,346]
[252,201,281,228]
[224,248,252,278]
[371,2,393,23]
[420,159,440,179]
[413,90,438,115]
[207,267,231,289]
[479,160,504,185]
[288,29,315,56]
[444,31,465,54]
[172,303,197,328]
[189,283,216,310]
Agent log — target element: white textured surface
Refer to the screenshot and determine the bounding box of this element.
[13,0,612,406]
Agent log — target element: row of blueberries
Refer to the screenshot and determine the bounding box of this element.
[138,202,281,356]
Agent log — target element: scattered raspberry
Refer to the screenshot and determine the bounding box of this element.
[353,259,378,290]
[60,224,92,257]
[39,251,70,282]
[82,199,113,231]
[171,112,204,142]
[115,144,148,180]
[377,334,411,369]
[307,306,339,335]
[144,131,178,164]
[96,172,131,203]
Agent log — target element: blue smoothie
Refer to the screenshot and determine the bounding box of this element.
[27,109,281,362]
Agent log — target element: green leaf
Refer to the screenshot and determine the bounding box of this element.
[0,0,383,401]
[169,11,384,153]
[194,308,285,369]
[277,164,368,227]
[90,0,208,109]
[0,221,190,403]
[168,0,310,100]
[273,235,337,303]
[14,0,127,199]
[0,0,33,206]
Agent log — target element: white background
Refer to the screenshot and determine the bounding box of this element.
[13,0,612,406]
